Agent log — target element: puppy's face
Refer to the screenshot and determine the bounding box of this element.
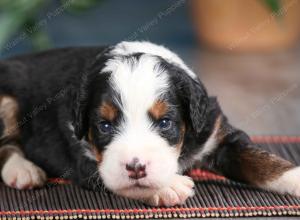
[74,47,208,199]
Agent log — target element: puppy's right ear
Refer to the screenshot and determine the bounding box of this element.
[162,61,208,134]
[174,73,208,134]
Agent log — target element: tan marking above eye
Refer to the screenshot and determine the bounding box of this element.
[149,100,168,120]
[99,102,118,121]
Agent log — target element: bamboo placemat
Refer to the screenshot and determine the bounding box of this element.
[1,136,300,219]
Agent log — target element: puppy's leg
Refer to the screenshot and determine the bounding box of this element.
[203,116,299,196]
[0,145,47,189]
[144,174,194,207]
[0,95,46,189]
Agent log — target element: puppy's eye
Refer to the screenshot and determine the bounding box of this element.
[158,118,172,130]
[99,121,113,134]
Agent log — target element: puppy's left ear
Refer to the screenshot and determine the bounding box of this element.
[168,64,208,134]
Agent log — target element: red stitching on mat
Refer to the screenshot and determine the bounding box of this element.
[1,205,300,216]
[48,178,71,184]
[188,169,226,181]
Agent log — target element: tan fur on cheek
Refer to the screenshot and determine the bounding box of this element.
[99,102,118,121]
[149,100,168,120]
[214,115,224,143]
[176,124,186,154]
[88,128,93,142]
[88,128,103,163]
[92,147,103,163]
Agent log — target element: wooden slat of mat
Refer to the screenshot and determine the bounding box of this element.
[0,137,300,219]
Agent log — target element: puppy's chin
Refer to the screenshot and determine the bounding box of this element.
[104,175,172,200]
[114,184,159,200]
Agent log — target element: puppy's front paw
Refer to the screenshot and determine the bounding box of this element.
[1,154,47,189]
[144,175,194,206]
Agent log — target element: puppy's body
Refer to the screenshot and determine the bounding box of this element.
[0,42,299,206]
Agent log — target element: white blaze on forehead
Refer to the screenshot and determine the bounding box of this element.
[103,55,169,127]
[111,41,196,79]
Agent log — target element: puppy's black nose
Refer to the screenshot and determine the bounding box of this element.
[125,157,147,179]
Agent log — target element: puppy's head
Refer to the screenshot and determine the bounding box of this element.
[72,42,208,199]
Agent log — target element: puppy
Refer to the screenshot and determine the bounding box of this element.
[0,41,299,206]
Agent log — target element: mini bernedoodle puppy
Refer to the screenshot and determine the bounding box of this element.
[0,41,299,206]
